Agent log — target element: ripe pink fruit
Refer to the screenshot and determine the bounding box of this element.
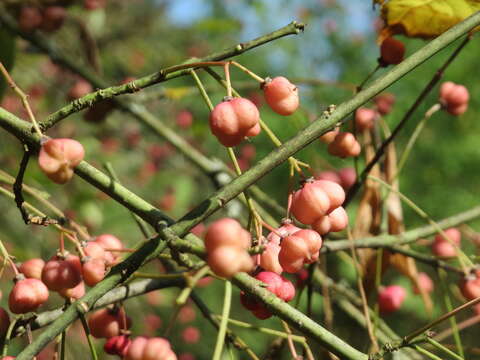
[206,246,253,278]
[413,272,434,294]
[328,132,361,158]
[40,7,66,33]
[260,240,283,274]
[0,307,10,337]
[263,76,299,116]
[319,128,340,144]
[374,93,395,115]
[315,180,346,212]
[293,229,322,263]
[125,336,176,360]
[278,235,310,273]
[82,258,106,286]
[67,80,93,100]
[178,305,196,323]
[460,271,480,300]
[95,234,123,265]
[378,285,406,313]
[104,335,131,357]
[379,37,405,66]
[58,281,85,300]
[265,222,301,245]
[204,218,251,251]
[431,228,461,258]
[327,206,349,232]
[176,110,193,129]
[291,180,331,225]
[38,138,85,184]
[439,82,469,116]
[83,242,106,260]
[18,7,43,32]
[312,216,331,235]
[19,258,45,279]
[315,170,341,184]
[355,108,377,131]
[209,97,260,147]
[181,326,200,344]
[9,278,49,314]
[41,255,82,291]
[338,167,356,190]
[88,308,130,338]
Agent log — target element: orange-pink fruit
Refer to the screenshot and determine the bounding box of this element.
[263,76,299,116]
[9,278,49,314]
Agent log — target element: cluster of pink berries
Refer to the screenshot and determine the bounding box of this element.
[431,227,461,258]
[8,234,123,316]
[320,129,361,158]
[439,81,469,116]
[204,218,254,278]
[316,167,356,191]
[209,76,299,147]
[291,179,348,235]
[240,271,295,319]
[38,138,85,184]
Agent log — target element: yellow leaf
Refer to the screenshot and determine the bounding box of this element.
[380,0,480,39]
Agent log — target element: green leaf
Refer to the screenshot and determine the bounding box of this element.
[0,27,16,102]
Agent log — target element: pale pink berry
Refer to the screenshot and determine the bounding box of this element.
[315,180,346,212]
[204,218,251,251]
[182,326,200,344]
[315,170,341,184]
[125,336,148,360]
[9,278,49,314]
[176,110,193,129]
[378,285,406,313]
[328,206,349,232]
[88,308,130,339]
[19,258,45,279]
[319,128,340,144]
[312,216,331,235]
[83,242,106,260]
[209,97,260,147]
[432,228,461,258]
[460,272,480,300]
[278,235,310,273]
[263,76,299,116]
[260,240,283,274]
[439,82,469,116]
[374,93,395,115]
[431,241,457,258]
[293,229,322,263]
[58,281,85,300]
[82,258,106,286]
[355,108,377,131]
[338,167,356,190]
[413,272,434,294]
[67,80,93,100]
[38,138,85,184]
[265,222,301,245]
[291,180,331,225]
[207,246,253,278]
[435,228,461,244]
[328,132,361,158]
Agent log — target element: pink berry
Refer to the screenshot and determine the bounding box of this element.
[263,76,299,116]
[413,272,434,294]
[58,281,85,300]
[379,37,405,66]
[260,240,283,274]
[374,93,395,115]
[204,218,251,251]
[293,229,322,263]
[328,206,349,232]
[338,167,356,190]
[176,110,193,129]
[355,108,377,131]
[209,97,260,147]
[431,241,457,258]
[266,222,301,245]
[88,308,130,339]
[240,144,256,160]
[439,82,469,115]
[278,235,310,273]
[83,242,106,260]
[431,228,461,258]
[9,278,49,314]
[315,170,341,184]
[82,258,106,286]
[276,277,295,302]
[125,336,148,360]
[181,326,200,344]
[41,255,82,291]
[178,306,196,323]
[378,285,406,313]
[312,216,331,235]
[291,180,331,225]
[104,335,131,357]
[38,138,85,184]
[315,180,346,212]
[460,274,480,300]
[319,128,340,144]
[19,258,45,279]
[328,132,361,158]
[207,246,253,278]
